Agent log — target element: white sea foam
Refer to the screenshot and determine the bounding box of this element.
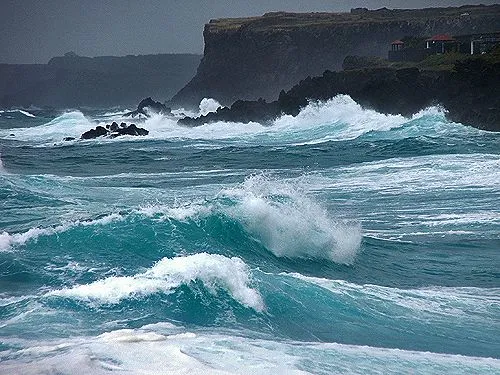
[273,95,409,141]
[147,95,414,143]
[319,153,500,194]
[0,111,94,142]
[0,109,36,118]
[171,97,223,118]
[0,213,124,251]
[137,202,214,221]
[2,327,499,375]
[101,109,131,117]
[134,175,361,264]
[284,272,500,318]
[222,174,362,264]
[0,95,465,145]
[48,253,264,311]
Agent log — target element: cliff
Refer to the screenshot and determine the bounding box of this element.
[178,52,500,132]
[170,4,500,107]
[0,53,201,109]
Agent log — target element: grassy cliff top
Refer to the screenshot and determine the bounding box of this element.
[207,5,500,33]
[343,46,500,73]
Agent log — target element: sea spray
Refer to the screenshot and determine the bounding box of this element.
[221,174,362,264]
[199,98,223,116]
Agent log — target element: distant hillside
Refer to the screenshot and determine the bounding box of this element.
[170,4,500,107]
[0,53,201,109]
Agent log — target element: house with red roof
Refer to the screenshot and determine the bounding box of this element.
[425,34,457,54]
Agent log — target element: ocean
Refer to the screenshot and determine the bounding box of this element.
[0,95,499,374]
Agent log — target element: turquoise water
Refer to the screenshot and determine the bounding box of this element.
[0,96,499,374]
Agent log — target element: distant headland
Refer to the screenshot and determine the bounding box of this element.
[0,53,201,109]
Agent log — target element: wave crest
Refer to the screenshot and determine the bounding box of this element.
[222,175,362,264]
[47,253,264,311]
[0,213,124,252]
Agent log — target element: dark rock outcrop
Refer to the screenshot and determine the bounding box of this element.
[178,56,500,132]
[178,98,279,127]
[125,97,171,117]
[170,5,500,108]
[0,53,201,108]
[80,122,148,140]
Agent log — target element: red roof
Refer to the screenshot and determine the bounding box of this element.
[426,34,455,42]
[391,40,404,45]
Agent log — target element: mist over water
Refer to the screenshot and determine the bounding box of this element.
[1,96,499,374]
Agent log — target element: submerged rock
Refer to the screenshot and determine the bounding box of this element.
[80,122,149,140]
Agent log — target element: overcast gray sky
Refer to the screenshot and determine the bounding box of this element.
[1,0,497,63]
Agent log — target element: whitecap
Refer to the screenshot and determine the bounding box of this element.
[0,111,94,142]
[222,174,362,264]
[47,252,264,311]
[0,213,124,252]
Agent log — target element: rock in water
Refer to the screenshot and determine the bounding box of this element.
[80,123,149,140]
[81,126,108,140]
[126,97,171,117]
[109,124,149,138]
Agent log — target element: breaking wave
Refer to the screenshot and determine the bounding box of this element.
[0,111,94,142]
[140,174,362,264]
[0,213,124,251]
[221,174,362,264]
[48,252,264,311]
[0,95,477,145]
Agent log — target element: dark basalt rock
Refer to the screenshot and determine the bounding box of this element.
[178,98,280,127]
[81,126,108,139]
[126,97,172,117]
[109,124,149,138]
[80,122,149,139]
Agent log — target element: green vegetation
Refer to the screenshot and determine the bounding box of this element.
[345,47,500,73]
[417,52,471,71]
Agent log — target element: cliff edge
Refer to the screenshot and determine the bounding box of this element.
[170,5,500,108]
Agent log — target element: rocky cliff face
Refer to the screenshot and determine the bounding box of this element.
[178,55,500,132]
[0,53,201,109]
[171,5,500,107]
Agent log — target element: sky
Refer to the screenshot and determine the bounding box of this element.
[1,0,497,63]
